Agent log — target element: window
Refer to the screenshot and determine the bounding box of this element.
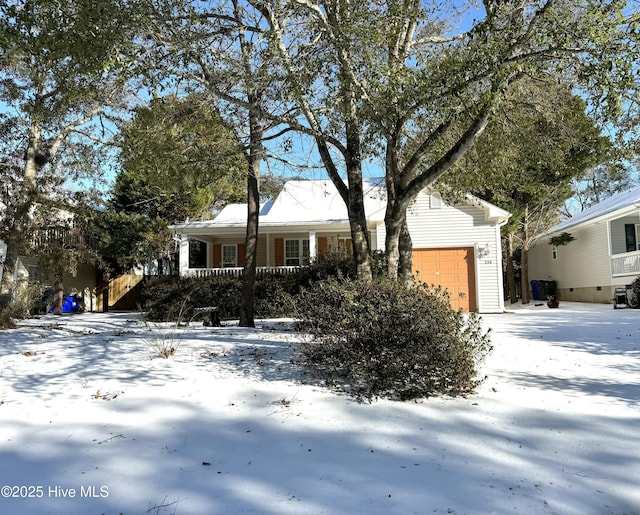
[222,245,237,268]
[27,265,42,284]
[285,239,309,266]
[188,239,207,268]
[337,238,352,256]
[625,224,640,252]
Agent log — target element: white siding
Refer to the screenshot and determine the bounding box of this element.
[377,191,505,313]
[529,223,611,289]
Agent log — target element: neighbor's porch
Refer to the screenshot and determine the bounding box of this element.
[611,250,640,277]
[610,214,640,277]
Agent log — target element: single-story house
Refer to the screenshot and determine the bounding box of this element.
[528,184,640,303]
[169,179,511,313]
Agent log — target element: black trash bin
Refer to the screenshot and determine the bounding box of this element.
[540,280,557,299]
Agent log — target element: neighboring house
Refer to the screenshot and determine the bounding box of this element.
[0,202,149,312]
[0,228,103,311]
[528,184,640,303]
[169,179,511,313]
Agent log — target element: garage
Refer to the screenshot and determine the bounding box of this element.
[412,247,477,312]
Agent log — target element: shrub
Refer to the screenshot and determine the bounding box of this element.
[0,283,45,329]
[141,250,381,323]
[141,275,242,322]
[629,276,640,308]
[295,278,492,401]
[286,250,357,293]
[253,273,296,318]
[0,296,17,329]
[141,273,296,322]
[142,300,189,358]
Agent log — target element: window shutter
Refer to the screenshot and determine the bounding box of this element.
[625,224,636,252]
[318,236,327,254]
[213,244,222,268]
[237,243,245,266]
[274,238,284,266]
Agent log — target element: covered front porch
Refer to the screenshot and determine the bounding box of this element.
[175,228,361,278]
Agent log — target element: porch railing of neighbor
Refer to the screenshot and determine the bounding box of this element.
[611,250,640,277]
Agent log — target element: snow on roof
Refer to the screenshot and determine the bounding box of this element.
[169,178,508,230]
[262,179,386,224]
[210,203,248,225]
[548,184,640,234]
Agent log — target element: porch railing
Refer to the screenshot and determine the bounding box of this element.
[611,251,640,277]
[183,266,301,278]
[31,226,98,251]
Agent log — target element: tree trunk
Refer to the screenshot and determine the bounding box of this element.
[53,279,64,315]
[239,155,260,327]
[101,271,110,312]
[506,233,518,303]
[239,95,263,328]
[1,143,41,304]
[385,212,414,283]
[383,161,403,281]
[25,94,45,187]
[0,244,20,305]
[385,203,403,280]
[384,191,411,281]
[520,244,529,304]
[520,205,530,304]
[397,217,413,283]
[344,82,371,282]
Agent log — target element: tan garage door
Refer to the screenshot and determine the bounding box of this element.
[412,247,477,312]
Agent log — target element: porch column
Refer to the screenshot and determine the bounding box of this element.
[309,231,317,260]
[266,233,271,267]
[178,234,189,276]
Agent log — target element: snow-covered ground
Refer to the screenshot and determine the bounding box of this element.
[0,302,638,515]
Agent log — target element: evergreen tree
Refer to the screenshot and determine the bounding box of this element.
[99,95,246,272]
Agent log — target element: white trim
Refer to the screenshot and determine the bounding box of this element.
[494,224,506,313]
[473,244,482,312]
[284,238,310,266]
[179,234,189,276]
[266,232,271,267]
[187,237,209,269]
[309,231,317,260]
